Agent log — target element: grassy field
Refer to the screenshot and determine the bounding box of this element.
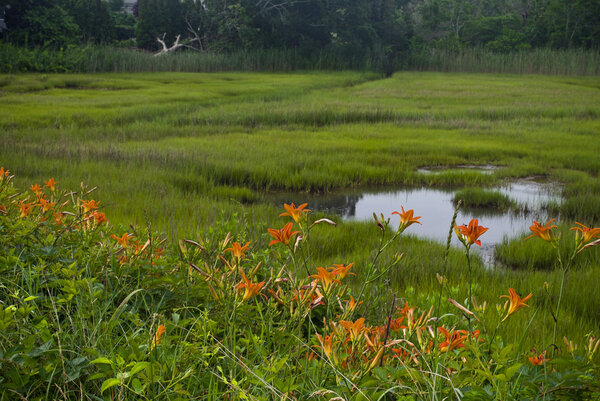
[2,70,600,350]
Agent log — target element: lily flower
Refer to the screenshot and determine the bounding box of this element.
[331,263,355,280]
[45,178,57,192]
[38,198,56,212]
[111,233,131,248]
[571,222,600,251]
[267,222,300,246]
[0,167,9,178]
[315,333,336,361]
[92,211,108,225]
[279,203,311,223]
[392,206,422,233]
[343,295,363,313]
[30,184,43,198]
[151,324,166,350]
[529,351,548,365]
[237,271,265,301]
[224,241,250,260]
[53,212,63,225]
[455,219,488,247]
[525,219,557,243]
[500,288,532,322]
[438,327,468,352]
[19,201,32,218]
[339,318,366,342]
[81,199,100,214]
[310,267,340,291]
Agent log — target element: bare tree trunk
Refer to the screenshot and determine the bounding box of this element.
[155,34,184,56]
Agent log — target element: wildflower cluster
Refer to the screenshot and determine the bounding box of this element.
[1,167,599,400]
[0,170,108,234]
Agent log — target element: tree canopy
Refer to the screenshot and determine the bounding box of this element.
[1,0,598,53]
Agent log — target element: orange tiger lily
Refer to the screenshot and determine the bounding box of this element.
[315,333,336,360]
[30,184,43,198]
[92,211,108,225]
[45,178,57,192]
[267,223,300,246]
[310,267,340,291]
[455,219,488,247]
[224,241,250,260]
[525,219,557,243]
[331,263,355,280]
[151,324,166,350]
[81,199,100,214]
[343,295,363,313]
[339,318,366,342]
[237,271,265,301]
[280,203,311,223]
[529,351,548,365]
[19,202,32,218]
[438,327,468,352]
[38,198,56,212]
[571,222,600,250]
[111,233,131,248]
[500,288,532,322]
[392,206,422,233]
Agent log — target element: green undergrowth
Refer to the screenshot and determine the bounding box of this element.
[1,172,600,400]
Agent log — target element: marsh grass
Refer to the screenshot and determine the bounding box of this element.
[0,44,390,73]
[408,47,600,75]
[1,71,599,349]
[3,44,600,76]
[453,188,517,211]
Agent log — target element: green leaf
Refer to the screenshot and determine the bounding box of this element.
[101,378,121,393]
[130,361,150,377]
[88,372,107,381]
[109,289,144,327]
[505,362,523,380]
[131,378,143,393]
[91,357,114,366]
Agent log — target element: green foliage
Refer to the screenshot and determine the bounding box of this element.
[15,4,80,48]
[0,172,599,400]
[136,0,184,50]
[63,0,116,44]
[1,0,599,64]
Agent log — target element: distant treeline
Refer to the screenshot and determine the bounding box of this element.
[0,0,599,74]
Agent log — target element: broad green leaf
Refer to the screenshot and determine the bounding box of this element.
[130,361,150,377]
[91,357,114,366]
[505,363,523,380]
[101,378,121,393]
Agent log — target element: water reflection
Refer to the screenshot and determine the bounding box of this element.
[267,179,560,264]
[417,165,498,175]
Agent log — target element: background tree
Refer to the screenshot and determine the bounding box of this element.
[63,0,115,43]
[135,0,183,50]
[2,0,80,47]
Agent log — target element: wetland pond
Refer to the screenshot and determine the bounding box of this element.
[268,176,561,265]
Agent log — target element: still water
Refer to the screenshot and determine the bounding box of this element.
[268,178,560,263]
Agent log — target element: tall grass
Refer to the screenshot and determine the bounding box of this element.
[0,44,389,73]
[452,188,516,211]
[2,43,600,75]
[406,47,600,75]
